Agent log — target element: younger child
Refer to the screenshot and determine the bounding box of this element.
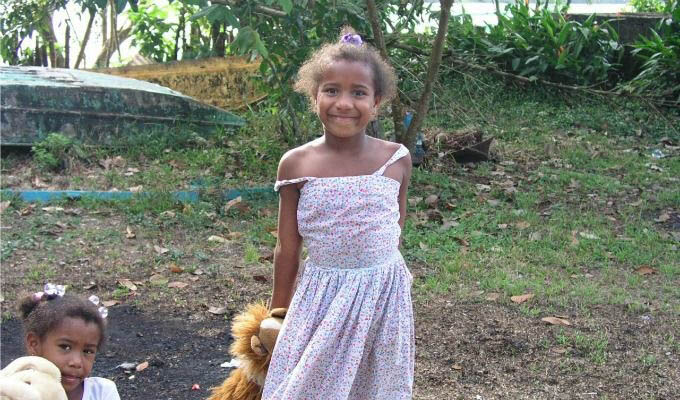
[264,28,414,399]
[19,283,120,400]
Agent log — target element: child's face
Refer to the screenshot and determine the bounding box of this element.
[315,60,380,139]
[26,317,101,396]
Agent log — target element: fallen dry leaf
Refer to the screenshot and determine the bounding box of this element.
[424,194,439,208]
[128,185,143,193]
[485,293,500,301]
[635,266,657,276]
[102,300,120,307]
[149,274,167,284]
[541,316,572,326]
[208,306,228,315]
[126,226,136,239]
[408,197,423,207]
[511,293,534,304]
[168,281,189,289]
[579,232,599,240]
[514,221,530,230]
[223,196,242,212]
[169,263,183,273]
[154,245,169,255]
[135,361,149,372]
[227,231,245,240]
[452,364,463,371]
[551,347,568,355]
[207,235,229,243]
[655,213,671,223]
[117,279,137,291]
[419,242,428,250]
[33,176,49,188]
[160,211,176,218]
[253,275,268,283]
[0,201,10,214]
[454,237,469,247]
[42,206,64,213]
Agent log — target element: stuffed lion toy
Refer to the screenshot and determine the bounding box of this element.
[207,303,286,400]
[0,356,67,400]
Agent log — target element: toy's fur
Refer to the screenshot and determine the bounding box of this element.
[207,303,285,400]
[0,356,67,400]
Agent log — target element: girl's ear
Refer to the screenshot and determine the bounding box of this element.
[26,332,41,356]
[374,96,382,108]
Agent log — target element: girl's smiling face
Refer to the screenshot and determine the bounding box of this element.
[315,60,380,139]
[27,316,101,399]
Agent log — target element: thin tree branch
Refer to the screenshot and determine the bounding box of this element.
[210,0,287,17]
[366,0,407,143]
[403,0,454,154]
[75,10,95,69]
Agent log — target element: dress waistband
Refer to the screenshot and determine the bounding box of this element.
[304,251,404,271]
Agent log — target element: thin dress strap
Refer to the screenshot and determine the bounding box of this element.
[274,177,313,192]
[373,144,409,176]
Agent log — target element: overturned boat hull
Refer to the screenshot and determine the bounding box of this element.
[0,66,245,146]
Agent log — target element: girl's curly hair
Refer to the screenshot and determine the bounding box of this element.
[294,26,397,107]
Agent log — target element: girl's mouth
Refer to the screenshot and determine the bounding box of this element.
[61,374,81,385]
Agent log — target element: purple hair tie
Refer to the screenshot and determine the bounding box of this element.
[341,33,363,46]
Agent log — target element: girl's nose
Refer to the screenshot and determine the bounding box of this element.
[68,354,83,369]
[335,93,353,109]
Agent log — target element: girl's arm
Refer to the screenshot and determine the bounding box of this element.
[397,153,413,240]
[270,157,303,309]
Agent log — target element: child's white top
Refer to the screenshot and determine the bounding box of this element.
[264,144,414,400]
[83,377,120,400]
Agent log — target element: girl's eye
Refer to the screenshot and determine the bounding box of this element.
[353,90,367,97]
[324,88,338,95]
[59,344,71,351]
[84,349,96,356]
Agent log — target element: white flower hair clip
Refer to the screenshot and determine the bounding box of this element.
[88,295,109,319]
[32,283,65,302]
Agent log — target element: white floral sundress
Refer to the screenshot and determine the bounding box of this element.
[263,145,415,400]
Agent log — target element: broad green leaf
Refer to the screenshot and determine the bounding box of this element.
[277,0,293,14]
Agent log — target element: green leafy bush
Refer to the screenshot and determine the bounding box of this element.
[32,133,85,172]
[626,0,680,104]
[447,2,624,87]
[629,0,667,12]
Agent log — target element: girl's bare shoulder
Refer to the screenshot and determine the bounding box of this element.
[277,138,323,180]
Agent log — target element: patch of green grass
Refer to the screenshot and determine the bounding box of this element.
[24,263,57,284]
[555,329,609,364]
[243,243,260,264]
[112,286,130,299]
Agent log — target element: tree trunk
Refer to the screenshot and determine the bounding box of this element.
[94,26,132,68]
[211,22,226,56]
[65,25,70,68]
[75,11,96,68]
[365,0,406,143]
[402,0,454,154]
[174,10,185,61]
[41,44,49,67]
[34,37,41,66]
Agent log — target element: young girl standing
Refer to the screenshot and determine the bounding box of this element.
[19,284,120,400]
[264,28,414,399]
